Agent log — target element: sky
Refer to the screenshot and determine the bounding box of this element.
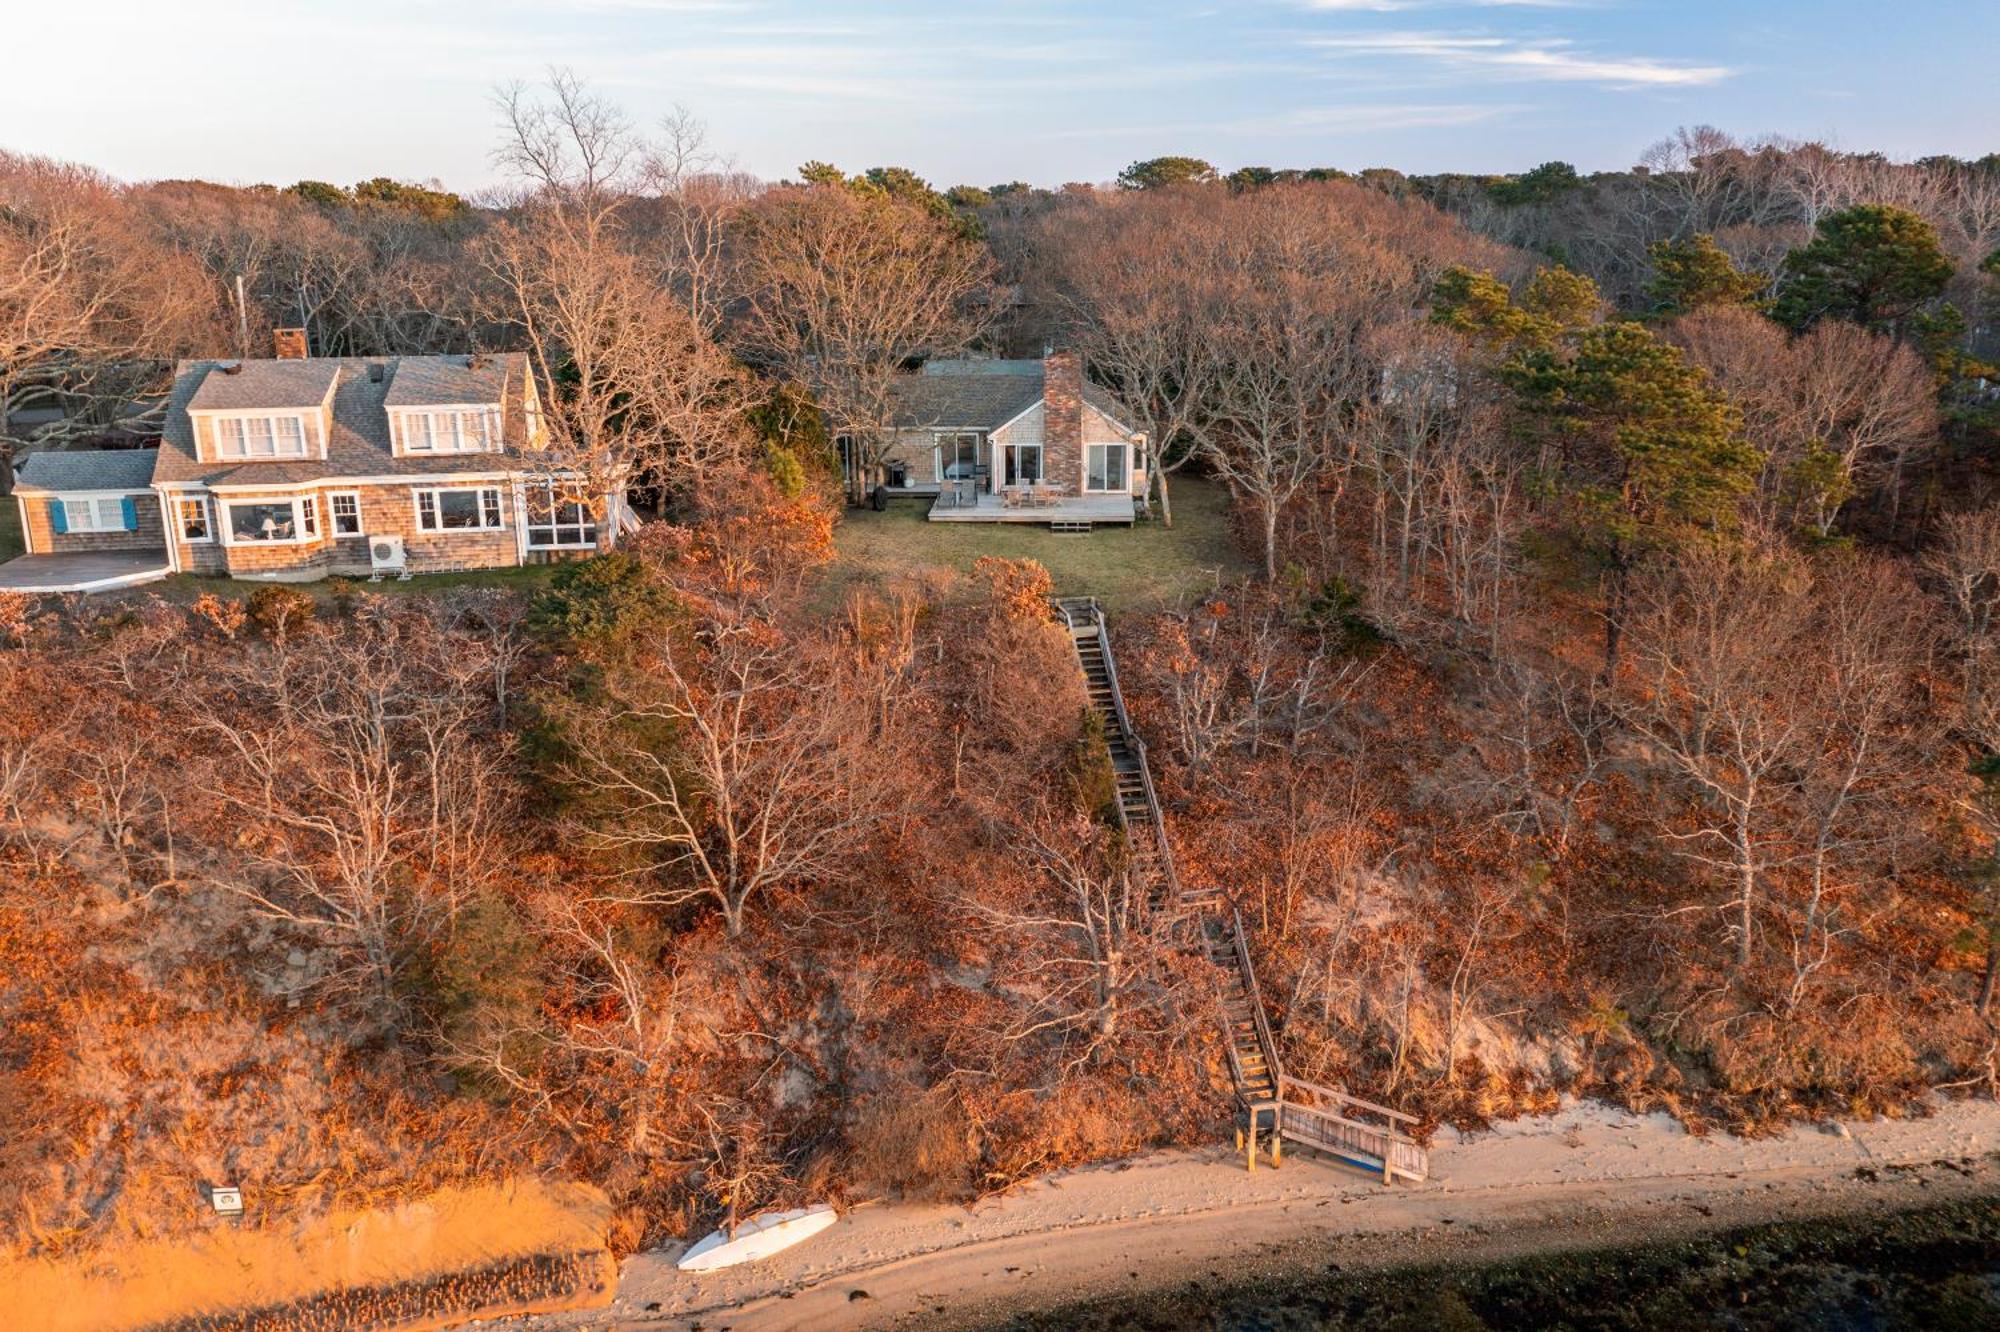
[3,1,1994,192]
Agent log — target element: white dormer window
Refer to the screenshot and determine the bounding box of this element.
[399,408,497,455]
[215,414,310,460]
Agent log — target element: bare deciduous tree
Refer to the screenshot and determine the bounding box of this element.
[551,609,905,936]
[731,182,992,504]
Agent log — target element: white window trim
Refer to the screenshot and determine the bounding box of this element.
[175,495,214,544]
[219,495,323,547]
[1083,442,1131,494]
[393,405,502,457]
[522,478,600,550]
[204,410,317,462]
[932,430,985,487]
[1005,441,1045,486]
[204,470,514,492]
[328,490,363,536]
[413,485,507,533]
[60,495,132,533]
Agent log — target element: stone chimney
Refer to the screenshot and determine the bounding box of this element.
[1042,348,1084,491]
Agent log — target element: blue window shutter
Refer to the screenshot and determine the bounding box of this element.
[49,500,68,535]
[120,496,138,531]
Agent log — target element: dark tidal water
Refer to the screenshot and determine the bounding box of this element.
[994,1197,2000,1331]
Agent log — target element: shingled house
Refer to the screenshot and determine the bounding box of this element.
[9,448,171,590]
[858,350,1149,530]
[4,352,622,590]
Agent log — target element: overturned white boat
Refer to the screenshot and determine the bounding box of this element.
[676,1203,838,1273]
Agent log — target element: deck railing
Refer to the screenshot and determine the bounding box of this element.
[1066,598,1184,908]
[1275,1074,1429,1183]
[1054,594,1427,1186]
[1229,907,1284,1087]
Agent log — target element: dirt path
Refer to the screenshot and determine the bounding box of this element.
[539,1096,2000,1331]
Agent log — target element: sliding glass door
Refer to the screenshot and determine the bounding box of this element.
[1085,442,1128,493]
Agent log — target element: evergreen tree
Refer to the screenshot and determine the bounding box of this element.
[1435,266,1757,673]
[1116,156,1217,190]
[1514,322,1759,674]
[1773,204,1953,334]
[1646,234,1769,315]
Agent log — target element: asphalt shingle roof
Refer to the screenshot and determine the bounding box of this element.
[885,359,1137,431]
[14,448,160,493]
[153,355,531,487]
[382,355,515,408]
[186,360,340,412]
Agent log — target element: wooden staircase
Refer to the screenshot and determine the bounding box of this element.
[1063,598,1211,915]
[1054,595,1428,1184]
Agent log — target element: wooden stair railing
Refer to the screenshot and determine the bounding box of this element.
[1052,596,1427,1184]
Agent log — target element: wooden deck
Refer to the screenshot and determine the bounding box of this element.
[0,549,171,593]
[929,491,1137,526]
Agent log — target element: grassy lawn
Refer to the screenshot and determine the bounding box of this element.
[148,561,561,605]
[822,476,1251,615]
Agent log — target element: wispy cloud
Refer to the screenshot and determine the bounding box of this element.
[1306,31,1732,87]
[1043,101,1510,140]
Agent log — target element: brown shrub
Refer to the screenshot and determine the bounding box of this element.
[845,1089,979,1203]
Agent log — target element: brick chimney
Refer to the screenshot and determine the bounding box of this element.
[1042,348,1084,491]
[272,327,309,359]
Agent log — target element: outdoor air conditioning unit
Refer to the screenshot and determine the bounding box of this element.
[368,534,410,581]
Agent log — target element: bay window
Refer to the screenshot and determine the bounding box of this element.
[225,496,320,544]
[415,487,505,532]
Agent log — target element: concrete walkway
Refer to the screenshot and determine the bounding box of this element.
[0,550,172,593]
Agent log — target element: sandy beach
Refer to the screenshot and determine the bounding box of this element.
[528,1095,2000,1331]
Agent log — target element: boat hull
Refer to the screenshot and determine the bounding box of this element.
[677,1204,838,1273]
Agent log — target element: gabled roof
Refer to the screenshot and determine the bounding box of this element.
[153,354,532,488]
[884,357,1139,433]
[186,360,340,413]
[383,355,514,408]
[886,362,1045,430]
[13,448,160,493]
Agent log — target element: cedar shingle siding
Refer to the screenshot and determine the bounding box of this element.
[6,352,609,583]
[25,494,164,555]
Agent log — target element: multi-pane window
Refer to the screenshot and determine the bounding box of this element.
[223,496,319,543]
[60,497,130,532]
[1085,443,1129,493]
[415,487,505,532]
[329,492,362,535]
[176,497,211,541]
[525,480,598,549]
[214,414,310,460]
[400,409,495,454]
